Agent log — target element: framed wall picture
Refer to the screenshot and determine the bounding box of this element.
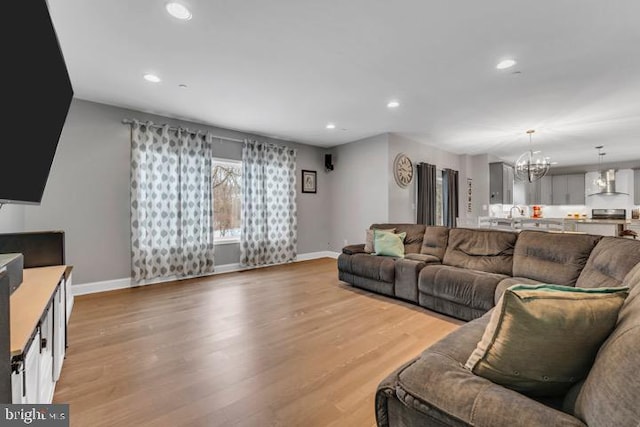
[302,170,317,193]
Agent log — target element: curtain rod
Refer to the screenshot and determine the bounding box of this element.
[122,119,244,143]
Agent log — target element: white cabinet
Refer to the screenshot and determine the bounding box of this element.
[38,306,55,404]
[11,365,23,404]
[10,269,71,404]
[65,273,73,323]
[53,286,65,381]
[23,331,40,404]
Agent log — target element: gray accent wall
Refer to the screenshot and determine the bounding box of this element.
[21,99,331,284]
[387,134,462,224]
[328,134,389,251]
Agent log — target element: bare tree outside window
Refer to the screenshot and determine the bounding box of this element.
[212,159,242,241]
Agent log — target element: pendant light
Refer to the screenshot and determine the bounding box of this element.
[594,146,607,190]
[514,130,551,183]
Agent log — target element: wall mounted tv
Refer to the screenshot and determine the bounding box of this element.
[0,0,73,205]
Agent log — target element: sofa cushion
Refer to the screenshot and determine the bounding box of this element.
[442,228,517,275]
[347,253,395,283]
[374,230,406,257]
[420,226,450,259]
[419,265,507,318]
[466,284,628,397]
[494,277,543,304]
[576,236,640,289]
[341,244,367,255]
[364,228,396,253]
[563,263,640,426]
[513,231,601,286]
[371,223,426,254]
[394,258,426,303]
[405,253,440,264]
[376,314,586,427]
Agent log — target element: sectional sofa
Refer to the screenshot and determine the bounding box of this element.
[337,224,640,427]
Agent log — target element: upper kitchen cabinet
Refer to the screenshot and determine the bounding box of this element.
[522,176,552,205]
[490,162,514,205]
[552,174,585,205]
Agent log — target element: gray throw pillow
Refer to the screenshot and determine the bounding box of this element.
[465,284,628,396]
[364,228,395,253]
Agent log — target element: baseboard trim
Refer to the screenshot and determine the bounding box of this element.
[72,251,340,296]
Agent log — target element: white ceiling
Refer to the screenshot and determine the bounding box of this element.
[48,0,640,166]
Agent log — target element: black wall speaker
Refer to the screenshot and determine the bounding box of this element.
[324,154,334,171]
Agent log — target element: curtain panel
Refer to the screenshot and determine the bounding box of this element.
[442,168,459,228]
[130,120,215,282]
[417,162,437,225]
[241,139,297,267]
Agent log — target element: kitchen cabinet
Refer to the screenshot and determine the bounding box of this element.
[9,267,71,404]
[552,174,585,205]
[523,176,552,205]
[490,162,514,205]
[635,169,640,205]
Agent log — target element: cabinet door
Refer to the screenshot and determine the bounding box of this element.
[38,306,55,403]
[23,331,40,404]
[503,164,514,205]
[65,273,74,324]
[490,163,504,203]
[11,364,23,404]
[540,176,553,205]
[525,180,542,205]
[567,174,586,205]
[53,286,65,381]
[552,175,568,205]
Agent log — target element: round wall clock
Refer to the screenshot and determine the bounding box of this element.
[393,153,414,188]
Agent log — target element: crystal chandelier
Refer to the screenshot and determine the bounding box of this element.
[514,129,551,183]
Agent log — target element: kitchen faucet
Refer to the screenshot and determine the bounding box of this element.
[509,205,524,219]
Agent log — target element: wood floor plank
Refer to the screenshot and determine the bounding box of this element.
[54,258,461,426]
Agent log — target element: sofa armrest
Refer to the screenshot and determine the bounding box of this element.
[342,244,367,255]
[376,351,586,427]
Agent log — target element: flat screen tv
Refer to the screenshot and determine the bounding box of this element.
[0,0,73,205]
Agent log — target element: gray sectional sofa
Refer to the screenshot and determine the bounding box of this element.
[337,224,640,427]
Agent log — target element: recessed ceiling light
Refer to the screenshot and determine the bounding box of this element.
[166,2,192,20]
[143,73,161,83]
[387,100,400,108]
[496,59,517,70]
[326,123,336,130]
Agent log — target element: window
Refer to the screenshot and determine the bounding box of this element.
[212,158,242,243]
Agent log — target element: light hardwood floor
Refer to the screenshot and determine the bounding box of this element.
[54,258,461,427]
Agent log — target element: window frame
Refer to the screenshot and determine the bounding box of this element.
[212,157,243,245]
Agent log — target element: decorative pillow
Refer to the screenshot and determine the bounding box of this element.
[465,284,629,396]
[364,228,396,253]
[374,230,406,258]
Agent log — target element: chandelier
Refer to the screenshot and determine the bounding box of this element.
[514,129,551,183]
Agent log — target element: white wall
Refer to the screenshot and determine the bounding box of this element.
[0,205,25,234]
[23,99,331,284]
[328,134,389,250]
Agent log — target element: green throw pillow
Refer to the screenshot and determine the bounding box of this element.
[465,284,629,396]
[373,230,406,257]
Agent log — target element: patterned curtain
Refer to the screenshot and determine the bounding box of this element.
[130,121,215,282]
[241,139,297,267]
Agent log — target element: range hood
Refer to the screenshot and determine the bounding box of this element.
[588,169,629,196]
